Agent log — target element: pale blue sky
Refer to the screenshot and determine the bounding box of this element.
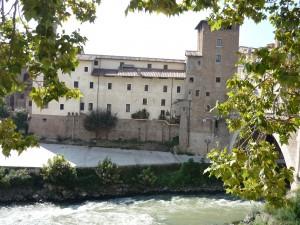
[66,0,275,59]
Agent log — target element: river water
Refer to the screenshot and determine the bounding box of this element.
[0,195,260,225]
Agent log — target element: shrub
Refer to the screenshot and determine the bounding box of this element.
[41,155,77,187]
[0,168,32,187]
[265,189,300,225]
[0,104,9,118]
[131,109,149,119]
[95,158,120,185]
[84,110,118,139]
[12,111,29,134]
[138,167,157,186]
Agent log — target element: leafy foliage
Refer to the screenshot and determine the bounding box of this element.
[41,155,77,187]
[127,0,300,207]
[205,142,293,207]
[12,111,29,134]
[0,104,10,119]
[131,108,150,119]
[0,168,33,187]
[138,167,157,186]
[84,110,118,139]
[0,0,101,154]
[95,158,120,185]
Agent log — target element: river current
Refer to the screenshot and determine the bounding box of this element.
[0,195,260,225]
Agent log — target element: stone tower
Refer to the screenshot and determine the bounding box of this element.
[179,20,239,155]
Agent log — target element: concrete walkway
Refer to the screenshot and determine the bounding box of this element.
[0,144,203,168]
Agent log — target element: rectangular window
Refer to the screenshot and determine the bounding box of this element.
[74,81,79,88]
[108,83,112,90]
[107,104,111,112]
[90,82,94,89]
[28,100,32,107]
[142,98,147,105]
[206,92,210,96]
[127,84,131,91]
[216,55,221,63]
[144,85,149,91]
[80,102,84,111]
[163,65,168,70]
[60,104,64,110]
[120,62,124,68]
[216,77,221,83]
[216,38,223,47]
[126,104,130,112]
[88,103,93,111]
[189,77,194,83]
[160,110,165,116]
[195,90,200,96]
[147,64,152,69]
[161,99,166,106]
[177,86,181,93]
[84,67,88,72]
[94,60,98,66]
[163,85,168,92]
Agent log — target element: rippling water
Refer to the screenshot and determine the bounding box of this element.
[0,195,261,225]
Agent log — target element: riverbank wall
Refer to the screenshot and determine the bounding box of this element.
[0,162,223,203]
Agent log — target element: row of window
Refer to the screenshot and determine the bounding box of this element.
[59,98,168,112]
[73,81,182,93]
[188,77,221,83]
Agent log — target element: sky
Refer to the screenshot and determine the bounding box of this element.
[66,0,275,59]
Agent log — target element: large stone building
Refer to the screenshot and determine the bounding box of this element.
[179,21,239,154]
[29,55,186,142]
[28,20,240,155]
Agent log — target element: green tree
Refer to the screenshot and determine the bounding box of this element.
[84,110,118,139]
[126,0,300,207]
[12,111,29,134]
[0,0,101,155]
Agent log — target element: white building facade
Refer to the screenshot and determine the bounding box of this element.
[32,55,186,120]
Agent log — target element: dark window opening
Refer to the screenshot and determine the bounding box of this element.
[147,64,152,69]
[215,120,219,129]
[126,104,130,112]
[108,83,112,90]
[195,90,200,96]
[23,72,30,82]
[28,100,32,107]
[161,99,166,106]
[142,98,147,105]
[90,82,94,88]
[60,104,64,110]
[88,103,93,111]
[144,85,149,91]
[177,86,181,93]
[163,65,168,70]
[94,60,98,66]
[163,85,168,92]
[74,81,79,88]
[80,102,84,111]
[127,84,131,91]
[84,67,88,72]
[216,77,221,83]
[107,104,111,112]
[206,92,210,96]
[120,62,124,68]
[216,55,221,63]
[189,77,194,83]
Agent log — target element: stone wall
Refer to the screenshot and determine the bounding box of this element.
[29,114,179,143]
